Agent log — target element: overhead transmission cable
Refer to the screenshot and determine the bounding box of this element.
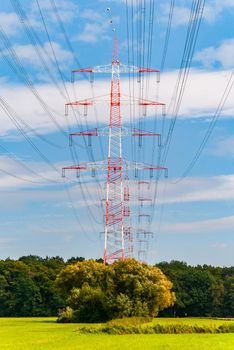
[174,69,234,183]
[150,0,205,228]
[0,25,68,139]
[10,0,105,223]
[47,0,105,223]
[162,0,205,165]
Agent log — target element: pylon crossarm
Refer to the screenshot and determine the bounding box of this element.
[138,198,153,205]
[132,128,160,136]
[137,230,154,238]
[70,127,129,143]
[71,64,161,85]
[125,161,168,178]
[65,99,93,117]
[70,128,98,137]
[62,161,110,177]
[69,128,98,147]
[139,99,166,116]
[65,94,109,116]
[132,128,161,147]
[138,180,150,185]
[72,64,160,75]
[65,100,93,106]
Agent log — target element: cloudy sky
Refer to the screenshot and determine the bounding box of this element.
[0,0,233,266]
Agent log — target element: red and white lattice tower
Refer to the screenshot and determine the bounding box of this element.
[104,37,124,264]
[62,35,168,264]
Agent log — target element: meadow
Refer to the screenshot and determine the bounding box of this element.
[0,317,234,350]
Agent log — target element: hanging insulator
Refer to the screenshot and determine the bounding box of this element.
[91,168,96,177]
[124,187,130,201]
[62,169,65,178]
[156,71,160,83]
[65,104,68,116]
[123,207,130,217]
[135,168,138,178]
[76,169,80,178]
[88,135,92,147]
[158,135,162,147]
[69,135,72,147]
[143,105,147,117]
[71,71,75,83]
[138,135,143,147]
[165,169,168,178]
[90,72,94,83]
[162,104,166,117]
[150,168,153,178]
[137,72,141,83]
[84,104,88,117]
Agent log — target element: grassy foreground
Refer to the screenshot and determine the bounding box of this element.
[0,317,234,350]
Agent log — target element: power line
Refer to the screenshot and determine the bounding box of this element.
[174,69,234,183]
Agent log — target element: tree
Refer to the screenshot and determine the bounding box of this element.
[223,275,234,317]
[56,259,175,322]
[0,257,65,316]
[66,257,85,265]
[157,261,227,317]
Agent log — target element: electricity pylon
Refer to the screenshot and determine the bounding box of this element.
[62,36,168,264]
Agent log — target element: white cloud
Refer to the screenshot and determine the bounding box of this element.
[0,68,233,138]
[0,155,63,190]
[213,136,234,158]
[75,14,119,43]
[159,174,234,205]
[0,12,21,36]
[211,243,228,249]
[203,0,234,23]
[0,237,17,244]
[159,0,234,27]
[0,42,72,70]
[30,0,79,23]
[195,39,234,68]
[169,6,192,27]
[76,22,111,43]
[81,9,103,21]
[164,69,234,118]
[162,215,234,233]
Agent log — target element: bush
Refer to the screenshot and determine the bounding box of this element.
[57,307,73,323]
[56,259,175,322]
[77,318,234,334]
[68,284,109,323]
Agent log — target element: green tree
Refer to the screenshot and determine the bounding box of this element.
[0,257,65,316]
[223,275,234,317]
[56,259,175,322]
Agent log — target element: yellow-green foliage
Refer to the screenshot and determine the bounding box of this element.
[78,317,234,334]
[56,259,175,322]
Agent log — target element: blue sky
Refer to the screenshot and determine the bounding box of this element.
[0,0,233,266]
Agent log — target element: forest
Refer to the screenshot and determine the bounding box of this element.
[0,256,233,318]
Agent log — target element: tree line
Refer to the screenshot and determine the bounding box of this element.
[157,261,234,317]
[0,255,233,318]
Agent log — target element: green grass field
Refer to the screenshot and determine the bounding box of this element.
[0,318,234,350]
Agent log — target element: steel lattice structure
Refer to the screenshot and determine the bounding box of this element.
[62,36,168,264]
[104,37,124,263]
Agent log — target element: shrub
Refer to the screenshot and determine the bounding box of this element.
[57,307,73,323]
[77,318,234,334]
[68,284,109,323]
[56,259,175,322]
